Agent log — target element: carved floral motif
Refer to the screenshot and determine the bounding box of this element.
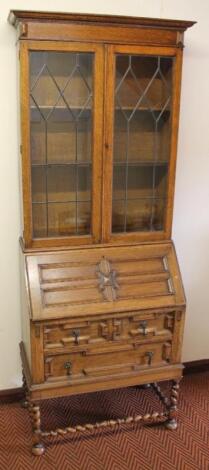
[96,256,119,301]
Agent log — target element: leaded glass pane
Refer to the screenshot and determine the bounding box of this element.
[112,54,173,233]
[30,51,93,238]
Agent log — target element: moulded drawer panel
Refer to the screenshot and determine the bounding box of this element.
[43,311,175,352]
[44,340,172,382]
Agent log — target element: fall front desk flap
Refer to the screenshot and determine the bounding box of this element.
[24,243,185,321]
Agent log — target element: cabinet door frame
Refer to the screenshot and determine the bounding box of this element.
[19,40,104,249]
[102,44,183,243]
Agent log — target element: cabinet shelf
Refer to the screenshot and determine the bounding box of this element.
[115,107,170,113]
[30,105,170,113]
[32,196,165,205]
[32,199,91,204]
[30,106,92,111]
[30,106,92,122]
[114,161,168,167]
[113,196,166,202]
[32,161,167,168]
[31,162,91,168]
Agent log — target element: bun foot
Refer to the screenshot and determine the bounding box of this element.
[165,419,178,430]
[32,443,45,456]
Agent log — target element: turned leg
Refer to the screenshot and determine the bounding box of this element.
[30,403,45,456]
[20,369,30,409]
[165,380,180,430]
[151,382,170,408]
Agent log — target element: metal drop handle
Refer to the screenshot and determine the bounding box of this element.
[64,361,72,375]
[72,329,80,345]
[139,320,148,336]
[145,351,154,366]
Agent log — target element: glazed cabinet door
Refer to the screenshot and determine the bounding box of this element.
[20,41,104,248]
[102,45,183,243]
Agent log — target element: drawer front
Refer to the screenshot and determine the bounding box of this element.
[43,311,175,353]
[44,340,172,382]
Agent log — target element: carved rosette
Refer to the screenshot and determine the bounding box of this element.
[96,257,119,301]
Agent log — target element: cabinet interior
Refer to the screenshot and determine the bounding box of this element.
[29,49,173,239]
[30,51,93,237]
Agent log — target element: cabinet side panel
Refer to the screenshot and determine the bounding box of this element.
[165,49,183,237]
[19,41,32,247]
[172,309,185,363]
[20,251,31,369]
[31,323,44,384]
[16,44,24,237]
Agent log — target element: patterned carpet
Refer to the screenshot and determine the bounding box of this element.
[0,372,209,470]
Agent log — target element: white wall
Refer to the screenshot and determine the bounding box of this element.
[0,0,208,389]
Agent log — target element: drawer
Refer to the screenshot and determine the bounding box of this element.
[44,340,172,382]
[43,311,174,353]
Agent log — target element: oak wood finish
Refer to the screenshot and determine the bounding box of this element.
[102,44,181,242]
[30,403,45,456]
[0,360,207,404]
[19,40,104,248]
[11,12,194,248]
[24,242,185,321]
[20,341,183,401]
[8,11,195,30]
[9,10,194,454]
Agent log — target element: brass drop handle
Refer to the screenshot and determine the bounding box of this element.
[145,351,154,366]
[64,361,72,375]
[139,320,148,336]
[72,329,80,345]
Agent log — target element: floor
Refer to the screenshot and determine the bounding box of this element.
[0,372,209,470]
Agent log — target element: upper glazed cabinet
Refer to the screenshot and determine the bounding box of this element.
[9,11,195,249]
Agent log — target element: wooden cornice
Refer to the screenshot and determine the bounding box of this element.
[8,10,196,32]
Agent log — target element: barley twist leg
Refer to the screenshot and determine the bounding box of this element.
[165,380,180,430]
[30,403,45,456]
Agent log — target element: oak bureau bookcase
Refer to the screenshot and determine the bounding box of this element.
[8,10,195,455]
